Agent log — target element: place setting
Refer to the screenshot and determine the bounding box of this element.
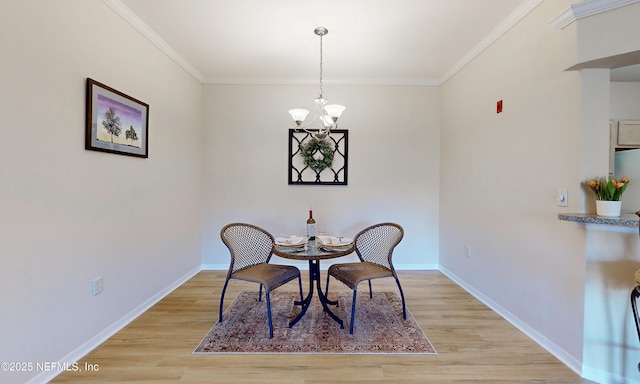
[274,235,307,251]
[273,230,354,253]
[316,235,353,251]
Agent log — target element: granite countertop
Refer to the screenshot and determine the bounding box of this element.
[558,213,639,227]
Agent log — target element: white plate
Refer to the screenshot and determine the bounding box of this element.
[317,236,353,248]
[275,236,307,247]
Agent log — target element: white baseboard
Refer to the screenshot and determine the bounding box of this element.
[438,266,583,377]
[201,263,439,271]
[28,266,201,384]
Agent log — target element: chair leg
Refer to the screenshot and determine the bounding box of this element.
[368,280,373,299]
[219,279,230,323]
[632,286,640,343]
[258,284,263,302]
[394,274,407,320]
[266,290,274,339]
[350,289,358,334]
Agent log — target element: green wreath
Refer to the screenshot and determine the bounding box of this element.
[299,138,334,172]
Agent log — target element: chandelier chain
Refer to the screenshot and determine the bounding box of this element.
[319,33,324,99]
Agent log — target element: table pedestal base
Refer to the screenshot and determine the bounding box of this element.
[289,259,344,329]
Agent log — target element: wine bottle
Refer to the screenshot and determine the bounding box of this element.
[306,205,316,240]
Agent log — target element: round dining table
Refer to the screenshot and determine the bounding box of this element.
[272,239,354,329]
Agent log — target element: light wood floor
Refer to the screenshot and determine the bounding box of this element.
[52,270,593,383]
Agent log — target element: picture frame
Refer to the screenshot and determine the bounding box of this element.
[288,129,348,185]
[85,78,149,158]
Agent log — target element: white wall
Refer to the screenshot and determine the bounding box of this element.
[201,84,440,270]
[580,69,612,212]
[439,0,587,373]
[0,1,203,383]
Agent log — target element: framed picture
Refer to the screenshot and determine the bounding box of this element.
[288,129,348,185]
[85,78,149,158]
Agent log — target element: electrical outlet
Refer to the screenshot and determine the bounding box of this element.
[557,188,568,207]
[465,246,472,258]
[92,276,103,296]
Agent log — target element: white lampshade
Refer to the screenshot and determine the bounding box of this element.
[323,104,345,119]
[289,109,310,123]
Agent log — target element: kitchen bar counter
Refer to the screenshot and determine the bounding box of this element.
[558,213,639,228]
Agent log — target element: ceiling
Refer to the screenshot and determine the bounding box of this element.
[111,0,640,84]
[113,0,543,85]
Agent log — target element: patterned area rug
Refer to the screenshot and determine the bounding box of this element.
[194,290,436,354]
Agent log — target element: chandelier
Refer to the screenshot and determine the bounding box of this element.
[288,27,345,140]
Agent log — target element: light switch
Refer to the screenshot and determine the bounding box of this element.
[557,188,568,207]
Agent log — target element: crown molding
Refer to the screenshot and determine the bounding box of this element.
[102,0,204,82]
[440,0,543,84]
[201,78,442,86]
[549,0,640,29]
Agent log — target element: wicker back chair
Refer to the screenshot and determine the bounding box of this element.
[219,223,303,338]
[326,222,406,334]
